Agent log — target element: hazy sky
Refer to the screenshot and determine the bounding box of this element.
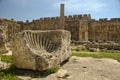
[0,0,120,21]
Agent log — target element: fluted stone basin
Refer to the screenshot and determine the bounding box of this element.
[11,30,71,71]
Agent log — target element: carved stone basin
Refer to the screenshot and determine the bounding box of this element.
[11,30,71,71]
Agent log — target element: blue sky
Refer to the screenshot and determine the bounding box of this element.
[0,0,120,21]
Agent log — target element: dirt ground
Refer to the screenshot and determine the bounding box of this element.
[17,56,120,80]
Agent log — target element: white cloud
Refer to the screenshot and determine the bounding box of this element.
[54,0,107,13]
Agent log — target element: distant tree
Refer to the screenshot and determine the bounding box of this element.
[26,20,29,23]
[11,18,14,21]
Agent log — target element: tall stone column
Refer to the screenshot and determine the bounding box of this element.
[60,4,65,29]
[85,31,88,41]
[79,21,82,41]
[79,32,82,41]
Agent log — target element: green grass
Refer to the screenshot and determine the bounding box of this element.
[0,54,12,63]
[72,50,120,62]
[0,64,19,80]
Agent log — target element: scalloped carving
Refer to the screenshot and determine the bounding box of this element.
[12,30,71,71]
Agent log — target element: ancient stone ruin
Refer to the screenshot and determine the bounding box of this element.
[0,26,7,53]
[0,4,120,43]
[0,4,120,54]
[11,30,71,70]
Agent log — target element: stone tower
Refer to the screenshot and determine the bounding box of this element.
[60,4,65,29]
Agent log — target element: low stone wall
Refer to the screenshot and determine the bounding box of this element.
[86,42,120,50]
[85,41,120,50]
[11,30,71,71]
[72,41,120,50]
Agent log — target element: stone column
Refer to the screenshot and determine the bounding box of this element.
[85,31,88,41]
[79,21,82,41]
[60,4,65,29]
[79,32,82,41]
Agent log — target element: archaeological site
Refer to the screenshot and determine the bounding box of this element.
[0,3,120,80]
[0,4,120,44]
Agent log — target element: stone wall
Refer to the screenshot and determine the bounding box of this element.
[0,19,21,41]
[0,14,120,43]
[89,18,120,42]
[0,26,7,53]
[17,14,91,41]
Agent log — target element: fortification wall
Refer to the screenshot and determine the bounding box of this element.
[18,14,91,41]
[89,18,120,42]
[0,19,21,41]
[0,14,119,42]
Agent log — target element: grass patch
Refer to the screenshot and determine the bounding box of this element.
[0,64,19,80]
[0,55,12,63]
[72,50,120,62]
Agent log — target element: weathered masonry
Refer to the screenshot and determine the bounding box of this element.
[12,30,71,70]
[0,4,120,42]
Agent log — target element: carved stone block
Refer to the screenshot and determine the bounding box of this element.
[11,30,71,71]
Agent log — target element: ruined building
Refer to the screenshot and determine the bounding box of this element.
[0,4,120,42]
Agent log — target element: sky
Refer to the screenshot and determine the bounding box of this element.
[0,0,120,21]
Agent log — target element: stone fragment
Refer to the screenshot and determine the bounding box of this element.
[11,30,71,71]
[56,69,69,78]
[0,29,7,53]
[88,48,99,52]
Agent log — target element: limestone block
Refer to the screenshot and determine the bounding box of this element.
[0,37,6,53]
[0,29,7,53]
[11,30,71,71]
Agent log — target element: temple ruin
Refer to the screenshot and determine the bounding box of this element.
[0,4,120,43]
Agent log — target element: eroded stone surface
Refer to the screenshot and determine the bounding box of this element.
[11,30,71,71]
[0,28,7,53]
[17,57,120,80]
[38,57,120,80]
